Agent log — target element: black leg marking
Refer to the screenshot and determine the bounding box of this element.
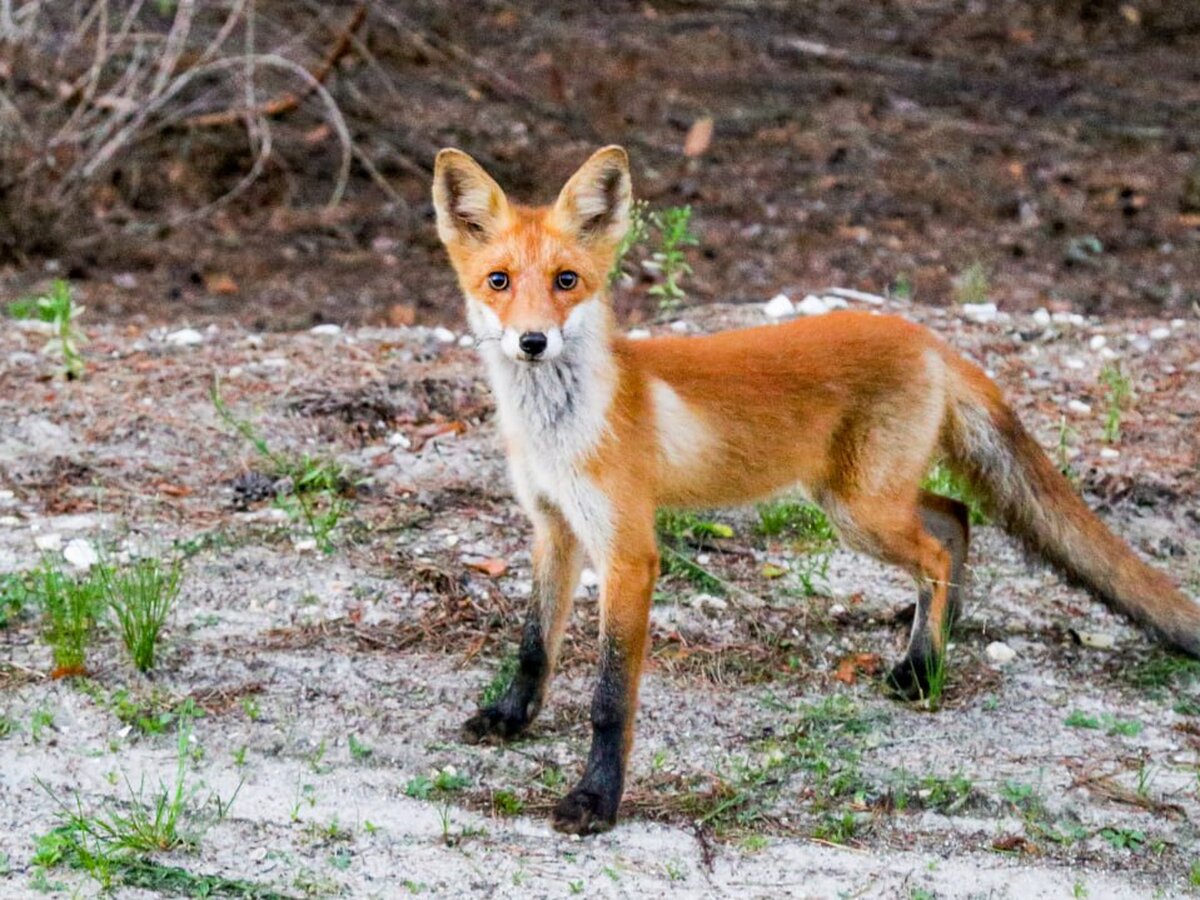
[886,494,970,702]
[462,613,548,744]
[552,645,627,835]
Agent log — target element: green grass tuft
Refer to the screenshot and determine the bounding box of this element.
[99,557,183,672]
[921,462,988,525]
[35,559,105,674]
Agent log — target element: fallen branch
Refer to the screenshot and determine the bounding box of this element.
[183,1,365,129]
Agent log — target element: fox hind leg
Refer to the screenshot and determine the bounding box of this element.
[886,492,971,700]
[826,491,966,701]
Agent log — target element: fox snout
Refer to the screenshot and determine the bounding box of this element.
[502,326,564,362]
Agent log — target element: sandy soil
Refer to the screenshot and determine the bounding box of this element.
[1,293,1199,898]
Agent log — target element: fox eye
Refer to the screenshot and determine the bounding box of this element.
[486,272,509,291]
[555,270,579,291]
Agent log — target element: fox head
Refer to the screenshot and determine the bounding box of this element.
[432,146,631,364]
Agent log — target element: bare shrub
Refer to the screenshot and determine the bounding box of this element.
[0,0,361,261]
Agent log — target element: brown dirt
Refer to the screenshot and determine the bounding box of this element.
[3,1,1200,330]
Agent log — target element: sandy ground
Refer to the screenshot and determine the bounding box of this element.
[1,293,1199,898]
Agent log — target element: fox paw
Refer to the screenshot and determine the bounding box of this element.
[885,656,933,702]
[461,706,529,744]
[551,788,618,835]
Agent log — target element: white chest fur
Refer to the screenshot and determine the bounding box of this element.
[476,301,617,565]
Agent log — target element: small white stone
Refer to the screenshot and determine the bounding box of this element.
[823,287,885,306]
[457,334,475,348]
[821,295,850,310]
[432,327,456,344]
[691,593,728,612]
[626,328,652,340]
[828,603,847,618]
[1130,336,1152,353]
[1100,447,1120,459]
[1051,312,1074,325]
[580,568,600,588]
[763,294,795,319]
[165,328,204,346]
[796,294,831,316]
[1078,632,1115,650]
[1088,335,1107,351]
[63,538,99,570]
[669,321,690,333]
[1064,358,1085,370]
[1149,327,1170,341]
[986,641,1016,664]
[1032,308,1051,327]
[112,272,138,290]
[310,323,341,336]
[962,302,998,324]
[386,432,411,449]
[444,534,460,547]
[34,533,63,552]
[1170,318,1185,329]
[293,538,318,553]
[1067,400,1092,415]
[1100,347,1118,360]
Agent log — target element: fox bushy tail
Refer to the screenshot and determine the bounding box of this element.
[942,356,1200,657]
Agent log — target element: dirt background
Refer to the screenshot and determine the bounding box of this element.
[2,1,1199,330]
[3,1,1200,897]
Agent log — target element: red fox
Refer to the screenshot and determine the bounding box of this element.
[432,145,1200,835]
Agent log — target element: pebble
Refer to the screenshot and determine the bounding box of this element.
[63,538,99,570]
[1130,336,1152,353]
[293,538,318,553]
[1077,632,1115,650]
[669,321,690,333]
[626,328,652,340]
[310,323,341,336]
[986,641,1016,664]
[763,294,794,319]
[457,334,474,348]
[1064,358,1085,370]
[112,272,138,290]
[823,287,885,306]
[1088,335,1107,351]
[387,432,411,449]
[1067,400,1092,415]
[165,327,204,346]
[1100,448,1120,459]
[691,593,728,612]
[34,533,63,552]
[962,302,998,324]
[1032,308,1051,327]
[580,568,600,588]
[432,327,456,344]
[1171,319,1186,329]
[796,294,832,316]
[1149,327,1170,341]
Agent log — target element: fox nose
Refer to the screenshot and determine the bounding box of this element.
[518,331,548,358]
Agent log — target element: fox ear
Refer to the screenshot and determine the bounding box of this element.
[432,149,511,245]
[551,145,631,245]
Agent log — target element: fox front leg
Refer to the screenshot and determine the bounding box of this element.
[551,523,657,835]
[463,506,581,742]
